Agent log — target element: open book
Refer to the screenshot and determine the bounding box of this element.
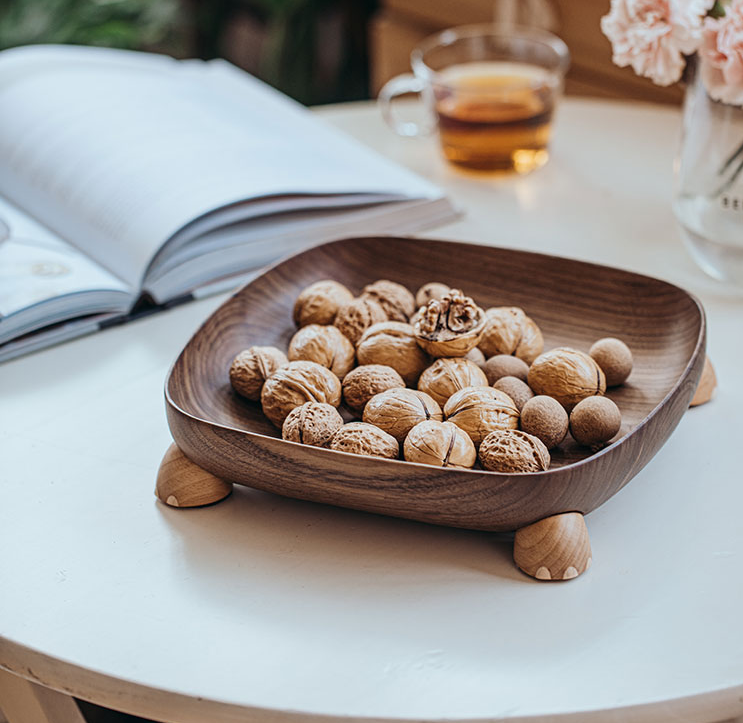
[0,45,457,362]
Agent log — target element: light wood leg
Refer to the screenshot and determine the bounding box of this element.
[155,443,233,508]
[513,512,592,581]
[690,354,717,407]
[0,669,85,723]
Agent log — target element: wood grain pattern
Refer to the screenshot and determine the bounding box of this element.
[155,444,232,508]
[165,236,706,532]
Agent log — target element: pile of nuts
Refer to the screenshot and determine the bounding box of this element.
[229,279,634,473]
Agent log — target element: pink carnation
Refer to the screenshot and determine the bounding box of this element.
[700,1,743,105]
[601,0,713,86]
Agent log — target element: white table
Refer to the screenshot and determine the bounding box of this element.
[1,98,742,723]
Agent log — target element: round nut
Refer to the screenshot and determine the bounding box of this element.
[362,279,416,322]
[493,376,534,412]
[260,360,341,428]
[569,396,622,448]
[403,420,476,469]
[229,346,288,401]
[483,354,530,384]
[444,386,519,447]
[293,280,353,327]
[479,307,544,364]
[414,289,487,357]
[417,357,488,407]
[288,324,355,380]
[528,347,606,411]
[342,364,405,413]
[334,297,387,346]
[520,395,569,449]
[415,282,450,309]
[363,388,442,443]
[410,306,425,328]
[479,429,550,473]
[329,422,399,459]
[282,402,344,447]
[589,337,633,387]
[356,321,430,386]
[465,346,486,368]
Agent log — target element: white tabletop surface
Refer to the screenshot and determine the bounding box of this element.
[1,98,742,723]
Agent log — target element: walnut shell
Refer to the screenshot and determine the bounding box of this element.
[282,402,344,447]
[229,346,288,401]
[356,321,430,386]
[342,364,406,413]
[569,396,622,448]
[329,422,399,459]
[415,282,450,309]
[362,388,443,443]
[528,347,606,411]
[413,289,487,357]
[334,297,388,345]
[479,307,544,364]
[260,360,341,428]
[479,429,550,473]
[288,324,355,380]
[417,357,489,407]
[404,420,476,469]
[444,386,519,447]
[520,395,569,449]
[362,280,416,322]
[293,280,353,327]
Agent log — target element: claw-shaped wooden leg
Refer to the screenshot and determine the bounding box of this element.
[155,443,232,508]
[514,512,592,581]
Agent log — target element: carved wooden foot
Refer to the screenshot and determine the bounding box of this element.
[155,443,232,508]
[513,512,592,581]
[690,355,717,407]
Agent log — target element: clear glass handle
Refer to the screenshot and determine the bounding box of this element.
[378,74,436,137]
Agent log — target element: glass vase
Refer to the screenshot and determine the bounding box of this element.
[674,57,743,285]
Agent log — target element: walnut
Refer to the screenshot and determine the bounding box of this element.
[409,306,425,328]
[342,364,405,413]
[362,279,416,322]
[362,388,443,443]
[528,347,606,411]
[493,376,534,412]
[229,346,288,401]
[589,337,633,387]
[569,396,622,448]
[444,386,519,447]
[282,402,344,447]
[415,282,450,309]
[329,422,399,459]
[479,307,544,364]
[260,360,341,427]
[483,354,530,384]
[413,289,487,357]
[403,420,476,469]
[417,357,488,407]
[356,321,430,386]
[479,429,550,473]
[288,324,355,380]
[520,395,569,449]
[334,297,387,345]
[293,280,353,327]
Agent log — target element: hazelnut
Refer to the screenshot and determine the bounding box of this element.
[260,360,341,428]
[229,346,288,401]
[403,420,476,469]
[589,337,633,387]
[444,386,519,447]
[479,429,550,473]
[334,297,387,345]
[415,282,450,309]
[293,280,353,327]
[329,422,399,459]
[363,388,442,443]
[342,364,405,413]
[362,279,416,322]
[414,289,487,357]
[493,376,534,412]
[417,357,488,407]
[356,321,430,386]
[282,402,344,447]
[479,307,544,364]
[528,347,606,411]
[465,346,486,368]
[520,395,569,449]
[569,396,622,448]
[483,354,530,384]
[288,324,355,380]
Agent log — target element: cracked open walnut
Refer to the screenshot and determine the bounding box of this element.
[413,289,486,358]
